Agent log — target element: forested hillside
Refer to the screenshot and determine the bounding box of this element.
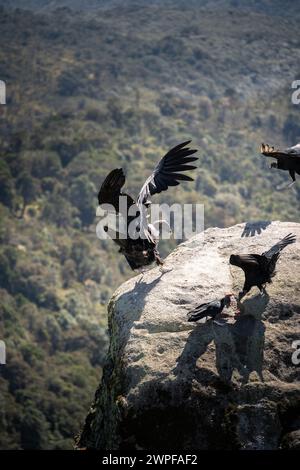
[0,1,299,449]
[1,0,299,16]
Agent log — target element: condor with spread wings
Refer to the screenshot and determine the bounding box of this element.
[97,141,198,271]
[230,233,296,296]
[261,142,300,188]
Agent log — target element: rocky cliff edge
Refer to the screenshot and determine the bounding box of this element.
[77,221,300,450]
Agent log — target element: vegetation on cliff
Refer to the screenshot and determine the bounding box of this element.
[0,0,299,448]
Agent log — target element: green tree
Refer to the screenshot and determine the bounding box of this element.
[70,176,96,227]
[32,152,62,179]
[16,172,40,217]
[0,161,16,210]
[42,194,74,228]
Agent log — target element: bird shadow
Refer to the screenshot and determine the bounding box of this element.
[241,221,271,238]
[108,271,164,341]
[174,291,269,385]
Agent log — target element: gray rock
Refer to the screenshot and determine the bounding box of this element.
[77,221,300,450]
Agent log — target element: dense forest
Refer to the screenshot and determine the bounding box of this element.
[0,0,300,449]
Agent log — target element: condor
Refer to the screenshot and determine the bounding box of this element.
[97,141,198,271]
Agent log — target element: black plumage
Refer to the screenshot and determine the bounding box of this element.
[261,142,300,188]
[229,233,296,295]
[97,141,198,270]
[137,140,198,240]
[187,294,232,322]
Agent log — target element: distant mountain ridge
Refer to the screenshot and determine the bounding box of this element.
[1,0,299,17]
[0,0,107,11]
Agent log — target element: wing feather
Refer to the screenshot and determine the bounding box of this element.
[98,168,135,217]
[137,140,198,206]
[136,141,198,241]
[261,143,300,160]
[262,233,296,259]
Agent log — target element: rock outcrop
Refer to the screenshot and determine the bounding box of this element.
[78,221,300,450]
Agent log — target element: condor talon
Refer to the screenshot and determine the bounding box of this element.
[276,180,296,191]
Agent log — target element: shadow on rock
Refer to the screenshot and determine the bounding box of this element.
[174,291,269,384]
[108,272,163,338]
[241,221,271,238]
[77,272,163,450]
[173,322,214,379]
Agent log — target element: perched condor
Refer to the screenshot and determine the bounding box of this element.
[97,141,198,271]
[261,142,300,188]
[187,294,233,323]
[230,233,296,296]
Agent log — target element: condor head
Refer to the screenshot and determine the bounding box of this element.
[229,254,242,267]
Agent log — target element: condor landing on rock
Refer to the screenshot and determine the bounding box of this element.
[230,233,296,296]
[97,141,198,271]
[261,142,300,189]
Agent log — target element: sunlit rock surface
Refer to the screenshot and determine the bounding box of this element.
[78,221,300,450]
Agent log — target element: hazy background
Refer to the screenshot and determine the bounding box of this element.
[0,0,299,449]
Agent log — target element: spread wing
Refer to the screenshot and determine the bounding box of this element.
[98,168,135,217]
[262,233,296,259]
[136,141,198,240]
[137,140,198,206]
[261,143,300,160]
